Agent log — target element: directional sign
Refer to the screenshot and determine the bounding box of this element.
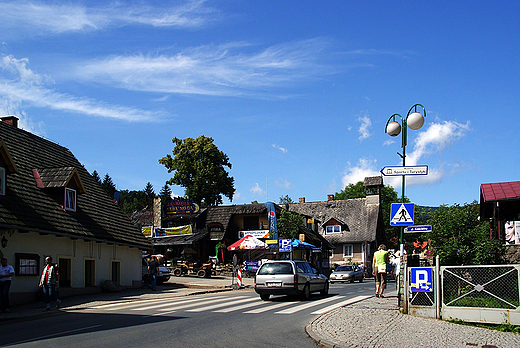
[405,225,433,233]
[390,203,414,226]
[410,267,433,292]
[380,165,428,176]
[279,239,292,252]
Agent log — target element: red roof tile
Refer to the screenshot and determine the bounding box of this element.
[480,181,520,202]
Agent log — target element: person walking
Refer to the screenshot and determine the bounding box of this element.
[0,258,14,312]
[372,244,390,298]
[39,256,61,311]
[148,255,159,291]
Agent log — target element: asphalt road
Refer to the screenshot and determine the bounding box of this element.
[2,281,380,348]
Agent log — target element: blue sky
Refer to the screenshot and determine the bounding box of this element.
[1,1,519,207]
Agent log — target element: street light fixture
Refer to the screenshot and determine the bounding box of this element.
[385,103,426,255]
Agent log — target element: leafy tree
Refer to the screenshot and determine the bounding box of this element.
[335,181,404,248]
[276,210,304,240]
[119,189,147,215]
[91,170,102,185]
[101,173,116,200]
[159,136,235,206]
[279,195,294,204]
[159,184,172,204]
[426,201,504,265]
[251,200,259,204]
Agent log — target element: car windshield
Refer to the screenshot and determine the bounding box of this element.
[336,265,354,272]
[257,262,293,275]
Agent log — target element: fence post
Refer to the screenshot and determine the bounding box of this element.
[435,255,440,319]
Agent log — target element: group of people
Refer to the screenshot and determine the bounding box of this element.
[0,256,61,312]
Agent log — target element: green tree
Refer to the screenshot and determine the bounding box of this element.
[159,184,172,204]
[159,136,235,206]
[426,201,504,265]
[276,210,304,240]
[279,195,294,204]
[91,170,101,185]
[143,182,155,207]
[335,181,403,248]
[101,173,116,200]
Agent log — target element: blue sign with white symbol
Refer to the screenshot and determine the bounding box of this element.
[390,203,414,226]
[279,239,292,252]
[405,225,432,233]
[410,267,433,292]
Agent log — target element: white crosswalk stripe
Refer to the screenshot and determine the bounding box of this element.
[86,291,372,316]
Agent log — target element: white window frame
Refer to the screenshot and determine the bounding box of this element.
[0,167,5,196]
[325,225,341,234]
[65,187,76,212]
[343,244,353,257]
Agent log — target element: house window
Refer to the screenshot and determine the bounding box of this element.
[243,216,259,230]
[15,253,40,276]
[111,260,121,284]
[65,188,76,211]
[84,259,95,287]
[0,167,5,196]
[326,225,341,234]
[343,244,353,257]
[58,257,72,288]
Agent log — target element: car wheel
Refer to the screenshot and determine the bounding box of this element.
[173,268,182,277]
[320,282,329,295]
[301,284,311,300]
[359,276,364,283]
[350,277,355,283]
[142,274,151,284]
[260,294,270,301]
[197,269,206,278]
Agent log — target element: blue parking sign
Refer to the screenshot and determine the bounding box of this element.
[279,239,292,252]
[410,267,433,292]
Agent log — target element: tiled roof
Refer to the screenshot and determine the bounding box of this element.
[0,121,152,249]
[480,181,520,202]
[287,198,380,244]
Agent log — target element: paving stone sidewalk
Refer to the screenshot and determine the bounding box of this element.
[306,293,520,348]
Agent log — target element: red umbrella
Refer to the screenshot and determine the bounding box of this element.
[227,235,267,251]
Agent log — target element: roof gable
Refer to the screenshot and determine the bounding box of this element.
[0,139,18,173]
[34,167,86,194]
[481,181,520,202]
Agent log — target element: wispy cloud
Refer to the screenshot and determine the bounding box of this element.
[358,115,372,140]
[341,158,380,188]
[250,183,266,197]
[272,144,288,153]
[275,178,292,189]
[0,0,216,38]
[0,55,164,122]
[73,38,333,97]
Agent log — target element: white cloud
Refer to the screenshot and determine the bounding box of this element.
[73,38,333,97]
[0,0,216,38]
[358,115,372,140]
[0,55,164,122]
[383,139,395,146]
[272,144,288,153]
[341,158,380,188]
[250,183,266,197]
[275,178,292,189]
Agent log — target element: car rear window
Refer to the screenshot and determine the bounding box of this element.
[257,262,293,275]
[336,265,353,272]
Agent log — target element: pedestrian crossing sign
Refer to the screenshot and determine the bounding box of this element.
[390,203,414,226]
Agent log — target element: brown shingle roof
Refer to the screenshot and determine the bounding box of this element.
[0,121,151,249]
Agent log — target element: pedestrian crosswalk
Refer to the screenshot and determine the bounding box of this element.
[78,291,371,317]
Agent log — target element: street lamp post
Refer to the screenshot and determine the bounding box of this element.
[385,104,426,255]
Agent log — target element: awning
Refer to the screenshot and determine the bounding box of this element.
[228,235,268,251]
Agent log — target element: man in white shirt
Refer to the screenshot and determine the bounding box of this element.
[0,258,15,312]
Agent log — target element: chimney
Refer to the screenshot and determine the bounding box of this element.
[1,116,19,128]
[299,197,305,204]
[327,194,334,201]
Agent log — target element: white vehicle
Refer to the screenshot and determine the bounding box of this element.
[142,256,171,284]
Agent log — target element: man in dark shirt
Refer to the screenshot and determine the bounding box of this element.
[148,256,159,291]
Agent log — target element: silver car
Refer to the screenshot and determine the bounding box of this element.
[329,265,364,283]
[254,260,329,301]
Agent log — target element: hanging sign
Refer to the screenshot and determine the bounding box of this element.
[164,197,200,215]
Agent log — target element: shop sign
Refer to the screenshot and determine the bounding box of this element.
[164,197,200,215]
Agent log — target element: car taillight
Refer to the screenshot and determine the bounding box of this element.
[254,274,256,284]
[294,274,298,287]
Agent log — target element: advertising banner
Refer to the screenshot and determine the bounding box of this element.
[154,225,192,237]
[505,221,520,245]
[164,197,200,215]
[142,226,153,237]
[238,230,270,239]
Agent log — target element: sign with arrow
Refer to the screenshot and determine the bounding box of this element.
[390,203,414,226]
[405,225,433,233]
[380,165,428,176]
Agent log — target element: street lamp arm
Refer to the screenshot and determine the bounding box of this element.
[406,103,427,118]
[384,113,403,134]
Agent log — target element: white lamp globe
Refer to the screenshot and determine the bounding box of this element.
[386,121,401,137]
[407,112,425,130]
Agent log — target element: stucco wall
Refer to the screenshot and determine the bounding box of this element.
[0,231,143,305]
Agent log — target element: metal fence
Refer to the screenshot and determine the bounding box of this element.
[441,264,520,325]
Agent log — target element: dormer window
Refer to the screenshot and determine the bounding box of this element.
[65,188,76,211]
[326,225,341,234]
[0,167,5,196]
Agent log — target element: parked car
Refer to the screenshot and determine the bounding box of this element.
[254,260,329,301]
[329,265,364,283]
[142,256,171,284]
